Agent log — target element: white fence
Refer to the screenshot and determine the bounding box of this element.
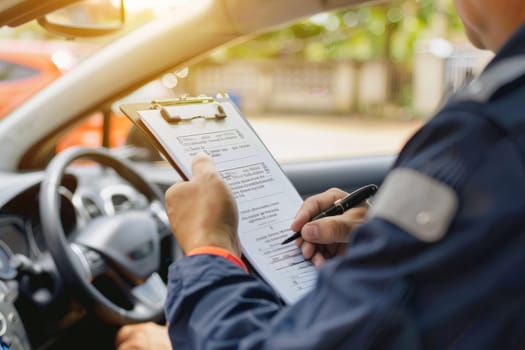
[186,59,388,115]
[413,40,492,117]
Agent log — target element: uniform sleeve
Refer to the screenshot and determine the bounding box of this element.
[166,245,422,350]
[186,246,248,272]
[165,105,525,349]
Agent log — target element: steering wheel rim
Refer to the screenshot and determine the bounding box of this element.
[40,146,169,325]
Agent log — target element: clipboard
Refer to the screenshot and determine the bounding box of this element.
[120,94,317,304]
[120,95,208,178]
[121,94,240,179]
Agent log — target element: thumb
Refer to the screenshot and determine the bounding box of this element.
[191,152,216,177]
[302,216,354,244]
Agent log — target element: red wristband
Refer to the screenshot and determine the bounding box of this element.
[187,246,248,272]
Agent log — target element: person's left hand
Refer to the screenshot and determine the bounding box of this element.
[164,153,241,257]
[291,188,368,267]
[115,322,171,350]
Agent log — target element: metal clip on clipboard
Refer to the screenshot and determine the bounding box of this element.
[150,94,227,124]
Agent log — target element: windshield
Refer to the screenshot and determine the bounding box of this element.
[0,1,192,113]
[0,0,492,165]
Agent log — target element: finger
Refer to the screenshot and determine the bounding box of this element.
[290,210,310,234]
[311,252,326,267]
[302,205,368,244]
[301,217,351,244]
[191,153,216,178]
[300,188,348,217]
[300,241,316,260]
[340,205,368,224]
[115,325,134,347]
[116,343,137,350]
[290,188,348,232]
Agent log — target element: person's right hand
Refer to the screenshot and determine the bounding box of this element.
[290,188,368,267]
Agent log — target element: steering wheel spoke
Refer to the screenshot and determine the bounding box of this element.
[110,271,167,310]
[70,244,108,281]
[149,200,172,239]
[130,273,167,310]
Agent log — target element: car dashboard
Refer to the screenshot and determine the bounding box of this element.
[0,165,174,349]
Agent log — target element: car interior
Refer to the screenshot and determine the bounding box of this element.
[0,0,396,348]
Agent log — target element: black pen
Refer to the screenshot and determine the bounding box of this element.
[281,184,378,245]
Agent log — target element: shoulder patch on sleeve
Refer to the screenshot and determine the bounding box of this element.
[368,168,458,242]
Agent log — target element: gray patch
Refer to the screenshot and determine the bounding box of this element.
[454,55,525,103]
[368,168,458,242]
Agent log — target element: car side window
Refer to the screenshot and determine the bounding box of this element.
[0,59,39,82]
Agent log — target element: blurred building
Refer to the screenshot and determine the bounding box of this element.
[184,59,388,115]
[177,39,491,118]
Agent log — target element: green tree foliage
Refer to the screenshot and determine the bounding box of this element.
[213,0,463,63]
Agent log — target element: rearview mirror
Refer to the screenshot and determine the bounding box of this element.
[37,0,124,38]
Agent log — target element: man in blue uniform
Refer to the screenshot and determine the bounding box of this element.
[162,0,525,348]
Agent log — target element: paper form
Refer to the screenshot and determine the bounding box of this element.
[138,101,317,304]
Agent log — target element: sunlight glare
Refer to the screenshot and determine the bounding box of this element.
[122,0,206,16]
[51,50,76,71]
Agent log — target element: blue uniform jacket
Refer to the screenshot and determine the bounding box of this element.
[165,25,525,349]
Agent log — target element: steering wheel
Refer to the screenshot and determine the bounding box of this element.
[39,147,172,325]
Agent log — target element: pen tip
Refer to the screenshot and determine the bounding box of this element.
[281,237,292,245]
[282,232,301,245]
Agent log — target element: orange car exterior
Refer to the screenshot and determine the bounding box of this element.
[56,112,132,151]
[0,47,62,117]
[0,40,132,151]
